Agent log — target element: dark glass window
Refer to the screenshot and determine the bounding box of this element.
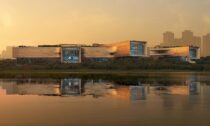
[62,48,80,63]
[130,42,144,56]
[189,48,197,59]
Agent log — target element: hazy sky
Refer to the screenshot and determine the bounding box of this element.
[1,0,210,51]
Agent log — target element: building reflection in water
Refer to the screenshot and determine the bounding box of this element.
[152,75,201,96]
[152,84,201,96]
[0,75,205,101]
[83,79,115,98]
[187,75,201,95]
[61,79,82,96]
[0,79,116,97]
[0,79,60,96]
[129,86,147,101]
[0,80,18,95]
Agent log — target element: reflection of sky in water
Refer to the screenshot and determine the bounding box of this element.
[1,74,210,126]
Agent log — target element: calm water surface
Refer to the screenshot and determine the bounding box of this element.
[0,72,210,126]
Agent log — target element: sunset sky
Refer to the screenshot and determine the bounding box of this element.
[0,0,210,51]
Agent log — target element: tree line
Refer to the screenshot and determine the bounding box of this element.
[0,57,210,71]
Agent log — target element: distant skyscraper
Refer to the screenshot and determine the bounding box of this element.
[182,30,201,47]
[193,36,202,48]
[163,31,175,43]
[203,34,210,57]
[0,46,14,59]
[182,30,194,43]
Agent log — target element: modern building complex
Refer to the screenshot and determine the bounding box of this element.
[2,30,210,64]
[12,40,147,64]
[10,30,210,64]
[149,46,200,62]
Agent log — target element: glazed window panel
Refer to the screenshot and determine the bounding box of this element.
[62,48,80,63]
[189,48,197,59]
[130,42,145,56]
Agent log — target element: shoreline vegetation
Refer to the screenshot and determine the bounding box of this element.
[1,57,210,78]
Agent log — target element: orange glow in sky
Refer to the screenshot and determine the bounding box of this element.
[0,0,210,51]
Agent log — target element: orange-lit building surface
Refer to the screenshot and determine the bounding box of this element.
[149,46,200,62]
[13,47,61,58]
[106,40,147,57]
[107,41,131,57]
[83,46,115,59]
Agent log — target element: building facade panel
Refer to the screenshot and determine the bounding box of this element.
[167,47,190,57]
[13,47,60,58]
[83,47,114,58]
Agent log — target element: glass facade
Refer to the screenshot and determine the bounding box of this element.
[130,41,145,56]
[189,48,197,59]
[62,48,81,63]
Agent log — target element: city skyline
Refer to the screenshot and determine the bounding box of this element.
[0,30,209,59]
[161,30,210,57]
[1,0,210,52]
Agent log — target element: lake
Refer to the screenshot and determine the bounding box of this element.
[0,72,210,126]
